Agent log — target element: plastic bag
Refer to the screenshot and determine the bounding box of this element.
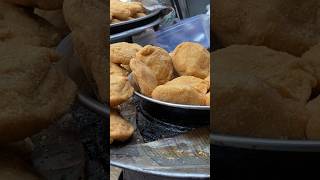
[133,14,210,52]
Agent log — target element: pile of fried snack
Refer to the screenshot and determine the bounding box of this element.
[213,0,320,140]
[110,0,146,24]
[0,0,106,178]
[110,42,210,144]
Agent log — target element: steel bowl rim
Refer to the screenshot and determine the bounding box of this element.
[111,161,210,179]
[134,91,210,110]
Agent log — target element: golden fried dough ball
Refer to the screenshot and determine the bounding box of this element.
[110,42,142,65]
[63,0,107,102]
[214,45,317,103]
[213,0,320,56]
[110,0,145,20]
[0,2,62,47]
[129,58,158,97]
[165,76,209,94]
[110,110,134,144]
[0,43,77,144]
[34,9,70,36]
[206,93,210,106]
[172,42,210,79]
[214,74,309,139]
[135,45,174,85]
[110,62,128,76]
[205,75,210,89]
[302,43,320,89]
[3,0,63,10]
[110,75,134,107]
[110,5,131,21]
[152,76,207,105]
[306,96,320,139]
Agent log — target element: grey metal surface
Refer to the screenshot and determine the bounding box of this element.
[211,134,320,152]
[111,128,210,179]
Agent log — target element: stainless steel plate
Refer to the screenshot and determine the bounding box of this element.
[134,91,210,110]
[111,10,161,28]
[211,134,320,152]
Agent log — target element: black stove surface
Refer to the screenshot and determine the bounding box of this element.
[212,144,320,178]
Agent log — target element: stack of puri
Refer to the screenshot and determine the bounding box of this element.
[110,42,210,144]
[0,0,78,178]
[110,0,146,24]
[213,0,320,140]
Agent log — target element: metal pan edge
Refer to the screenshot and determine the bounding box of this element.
[134,91,210,110]
[110,161,210,179]
[211,134,320,152]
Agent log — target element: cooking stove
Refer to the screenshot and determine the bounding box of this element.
[113,97,210,180]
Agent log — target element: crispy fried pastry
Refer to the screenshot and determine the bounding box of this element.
[213,0,320,56]
[3,0,63,10]
[135,45,174,85]
[213,74,309,139]
[129,58,158,97]
[34,9,70,36]
[63,0,107,102]
[0,2,62,47]
[205,75,210,89]
[110,42,142,65]
[302,43,320,89]
[152,76,207,105]
[213,45,317,103]
[206,92,210,106]
[110,62,128,77]
[110,110,134,144]
[172,42,210,79]
[110,75,134,107]
[110,0,144,22]
[0,43,77,144]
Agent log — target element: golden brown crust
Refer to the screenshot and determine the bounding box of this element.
[135,45,174,85]
[34,9,70,36]
[63,0,107,102]
[110,62,128,77]
[172,42,210,79]
[129,58,158,97]
[110,42,142,65]
[110,0,144,22]
[3,0,63,10]
[213,45,317,139]
[110,75,134,107]
[152,76,207,105]
[0,2,62,47]
[110,110,134,143]
[213,0,320,56]
[0,43,77,144]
